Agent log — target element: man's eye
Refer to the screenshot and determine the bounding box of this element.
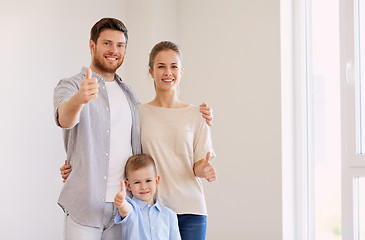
[172,66,178,68]
[146,180,152,183]
[104,42,109,46]
[134,181,140,184]
[118,44,124,48]
[158,66,165,68]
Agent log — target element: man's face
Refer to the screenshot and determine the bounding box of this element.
[90,29,127,74]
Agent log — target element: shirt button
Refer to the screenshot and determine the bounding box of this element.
[106,152,109,156]
[106,107,109,111]
[104,176,107,180]
[102,86,105,89]
[152,226,155,230]
[106,130,110,133]
[102,199,105,202]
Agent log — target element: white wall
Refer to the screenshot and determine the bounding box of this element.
[0,0,126,239]
[0,0,282,239]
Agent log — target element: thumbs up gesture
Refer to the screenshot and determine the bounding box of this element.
[202,152,216,182]
[77,67,99,104]
[114,181,127,208]
[194,152,217,182]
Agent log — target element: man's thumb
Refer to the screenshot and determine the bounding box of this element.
[86,67,92,79]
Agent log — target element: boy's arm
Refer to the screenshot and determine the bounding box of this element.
[193,152,217,182]
[58,67,99,128]
[170,212,182,240]
[114,181,132,217]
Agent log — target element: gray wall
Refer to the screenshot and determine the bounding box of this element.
[0,0,282,239]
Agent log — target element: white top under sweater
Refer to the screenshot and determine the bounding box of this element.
[105,81,132,202]
[138,104,215,215]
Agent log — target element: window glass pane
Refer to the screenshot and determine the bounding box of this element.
[360,177,365,239]
[309,0,342,239]
[354,177,365,239]
[358,0,365,154]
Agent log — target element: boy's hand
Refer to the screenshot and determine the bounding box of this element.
[114,181,132,217]
[114,181,127,208]
[200,103,213,126]
[202,152,216,182]
[60,160,72,183]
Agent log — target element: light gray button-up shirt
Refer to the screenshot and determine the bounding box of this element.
[54,67,141,228]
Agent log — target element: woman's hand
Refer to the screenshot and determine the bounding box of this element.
[193,152,217,182]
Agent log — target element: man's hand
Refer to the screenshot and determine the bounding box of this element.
[57,67,99,128]
[60,160,72,183]
[114,181,132,217]
[76,67,99,104]
[200,103,213,126]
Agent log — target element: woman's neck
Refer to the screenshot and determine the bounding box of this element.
[149,91,187,108]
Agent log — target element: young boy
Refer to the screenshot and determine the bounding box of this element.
[114,154,181,240]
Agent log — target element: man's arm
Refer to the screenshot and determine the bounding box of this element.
[58,67,99,128]
[199,103,213,126]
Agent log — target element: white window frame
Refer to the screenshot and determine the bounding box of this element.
[281,0,312,239]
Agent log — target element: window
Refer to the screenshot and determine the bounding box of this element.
[282,0,341,239]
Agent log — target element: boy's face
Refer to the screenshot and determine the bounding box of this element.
[125,165,160,206]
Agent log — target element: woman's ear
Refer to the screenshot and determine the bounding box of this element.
[149,68,154,79]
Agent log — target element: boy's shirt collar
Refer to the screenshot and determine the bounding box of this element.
[131,196,162,212]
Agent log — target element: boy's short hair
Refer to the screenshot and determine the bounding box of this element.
[124,154,157,180]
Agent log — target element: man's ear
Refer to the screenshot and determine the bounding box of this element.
[89,40,96,54]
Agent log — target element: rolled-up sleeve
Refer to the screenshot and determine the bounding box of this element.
[53,78,80,128]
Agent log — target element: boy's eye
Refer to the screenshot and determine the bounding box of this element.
[146,180,152,183]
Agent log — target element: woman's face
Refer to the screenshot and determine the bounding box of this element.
[150,49,183,92]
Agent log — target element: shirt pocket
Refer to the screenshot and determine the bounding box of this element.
[175,128,194,159]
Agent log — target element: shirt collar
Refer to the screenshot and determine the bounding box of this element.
[131,196,162,212]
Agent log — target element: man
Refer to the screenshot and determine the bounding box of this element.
[54,18,213,239]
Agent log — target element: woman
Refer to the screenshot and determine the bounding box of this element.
[139,41,216,239]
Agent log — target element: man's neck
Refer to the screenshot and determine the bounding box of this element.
[89,65,115,82]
